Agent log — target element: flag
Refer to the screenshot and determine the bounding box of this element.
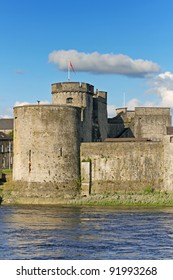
[70,61,76,74]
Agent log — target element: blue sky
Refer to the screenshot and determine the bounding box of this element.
[1,0,173,117]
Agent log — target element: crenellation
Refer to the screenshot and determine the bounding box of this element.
[94,90,107,102]
[51,82,94,94]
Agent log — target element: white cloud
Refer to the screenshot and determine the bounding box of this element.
[0,114,12,119]
[48,49,160,77]
[14,100,50,107]
[41,100,51,105]
[148,72,173,107]
[125,71,173,110]
[107,105,117,117]
[126,98,141,109]
[14,101,31,107]
[126,98,156,110]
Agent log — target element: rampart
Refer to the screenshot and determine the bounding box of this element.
[81,141,164,195]
[135,107,170,116]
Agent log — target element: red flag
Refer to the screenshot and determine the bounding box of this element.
[70,61,76,74]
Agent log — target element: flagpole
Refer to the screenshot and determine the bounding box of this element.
[123,92,126,107]
[68,60,70,81]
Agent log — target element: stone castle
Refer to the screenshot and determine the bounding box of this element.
[12,81,173,201]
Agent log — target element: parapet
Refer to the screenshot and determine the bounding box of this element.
[135,107,170,116]
[51,82,94,95]
[116,108,128,115]
[94,90,107,103]
[94,90,107,99]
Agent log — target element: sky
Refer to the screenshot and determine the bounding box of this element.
[1,0,173,118]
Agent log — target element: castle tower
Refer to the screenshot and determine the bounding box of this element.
[51,82,94,142]
[13,105,81,201]
[93,90,108,141]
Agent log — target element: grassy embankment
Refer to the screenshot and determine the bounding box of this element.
[1,170,173,206]
[0,169,13,204]
[70,191,173,207]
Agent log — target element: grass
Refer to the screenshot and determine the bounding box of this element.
[143,185,155,194]
[1,191,173,207]
[67,192,173,207]
[1,169,12,174]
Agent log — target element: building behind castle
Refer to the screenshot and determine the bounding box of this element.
[11,81,173,201]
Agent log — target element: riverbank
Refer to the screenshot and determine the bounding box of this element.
[69,192,173,207]
[1,171,173,207]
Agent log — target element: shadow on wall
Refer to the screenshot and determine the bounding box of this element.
[0,173,6,185]
[108,115,135,138]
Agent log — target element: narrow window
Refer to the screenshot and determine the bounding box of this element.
[0,145,3,153]
[59,147,63,157]
[29,150,31,173]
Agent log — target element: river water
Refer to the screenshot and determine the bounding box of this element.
[0,205,173,259]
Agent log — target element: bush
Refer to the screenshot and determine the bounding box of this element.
[144,185,155,194]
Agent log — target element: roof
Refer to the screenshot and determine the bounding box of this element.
[0,131,12,141]
[0,119,13,130]
[104,138,151,142]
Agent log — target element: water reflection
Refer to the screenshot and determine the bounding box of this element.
[0,205,173,259]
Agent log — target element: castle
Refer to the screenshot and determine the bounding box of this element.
[12,82,173,201]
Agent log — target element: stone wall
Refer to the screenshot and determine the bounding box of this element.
[130,107,171,141]
[81,141,164,195]
[163,135,173,192]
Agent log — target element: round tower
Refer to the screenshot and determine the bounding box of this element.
[51,82,94,142]
[13,105,81,201]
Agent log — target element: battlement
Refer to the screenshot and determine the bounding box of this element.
[94,90,107,99]
[94,90,107,104]
[51,82,94,95]
[116,107,170,117]
[135,107,170,116]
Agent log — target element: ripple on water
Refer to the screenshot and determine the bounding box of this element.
[0,205,173,259]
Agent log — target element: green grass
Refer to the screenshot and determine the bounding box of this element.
[67,192,173,207]
[2,169,12,174]
[143,185,155,194]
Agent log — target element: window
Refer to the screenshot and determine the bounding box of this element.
[170,137,173,143]
[66,97,73,104]
[0,145,3,153]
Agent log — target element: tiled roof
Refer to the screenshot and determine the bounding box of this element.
[0,119,13,130]
[0,131,12,140]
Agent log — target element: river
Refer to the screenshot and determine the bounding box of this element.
[0,205,173,259]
